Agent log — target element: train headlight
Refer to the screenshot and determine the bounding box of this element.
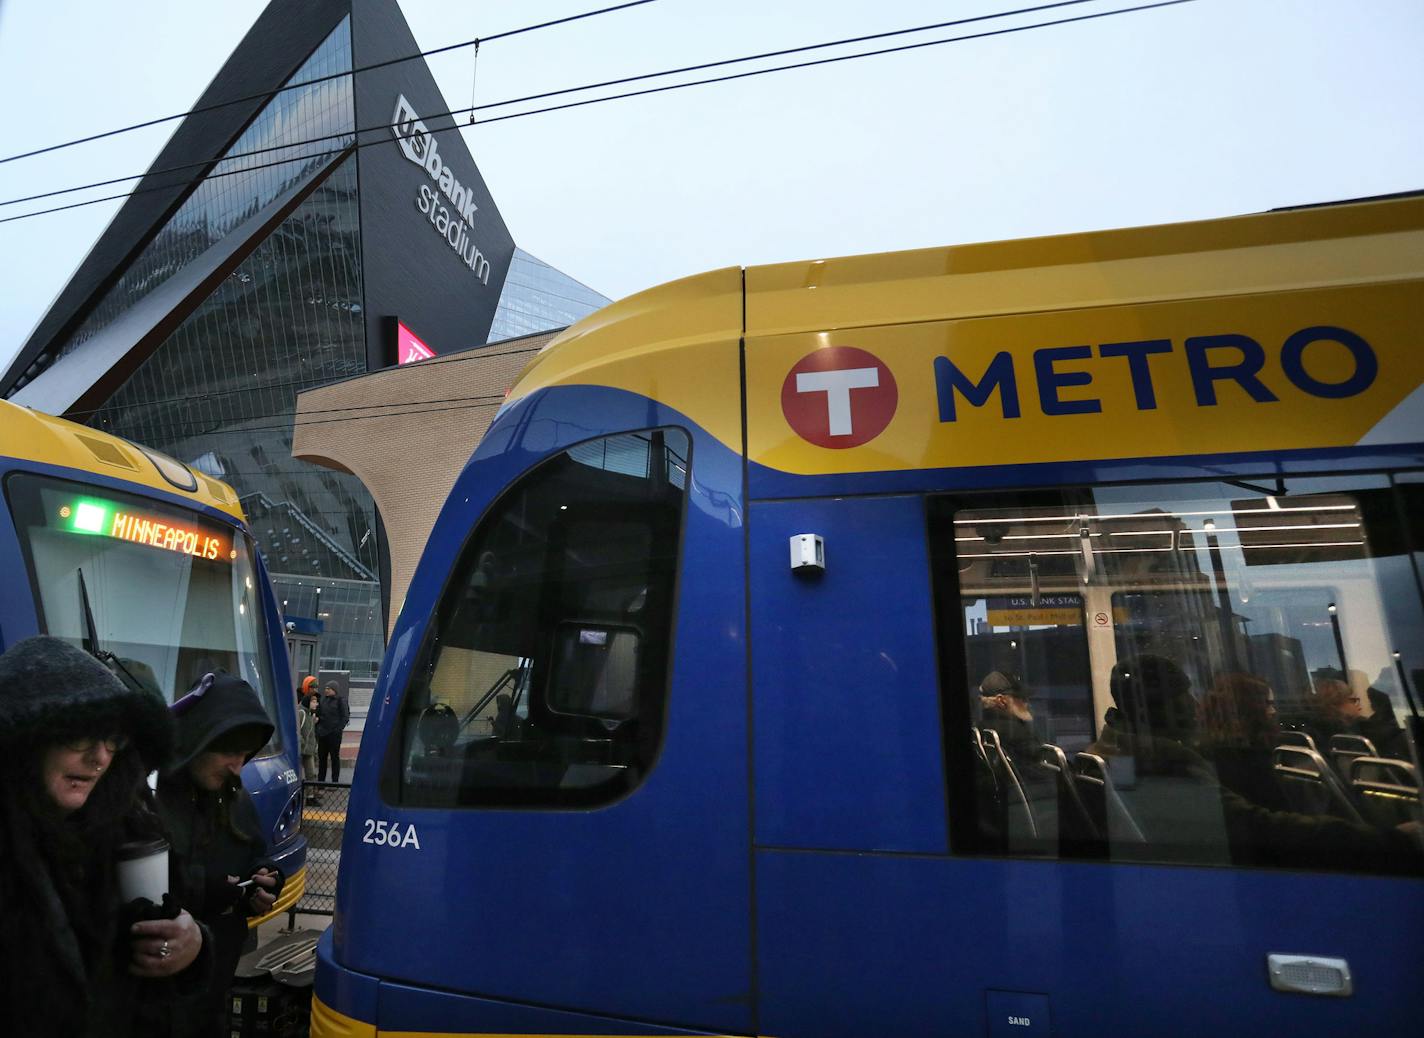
[272,789,303,844]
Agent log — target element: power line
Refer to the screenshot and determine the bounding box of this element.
[1,0,1108,210]
[0,0,662,167]
[469,0,1199,129]
[0,0,1200,225]
[0,147,357,224]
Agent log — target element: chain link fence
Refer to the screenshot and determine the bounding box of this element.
[292,781,348,918]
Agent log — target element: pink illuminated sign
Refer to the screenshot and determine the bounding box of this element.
[396,321,436,365]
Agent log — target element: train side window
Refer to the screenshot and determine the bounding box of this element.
[929,478,1424,873]
[384,429,690,808]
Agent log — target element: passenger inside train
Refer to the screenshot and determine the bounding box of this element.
[935,478,1424,875]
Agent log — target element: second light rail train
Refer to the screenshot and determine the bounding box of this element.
[0,400,308,923]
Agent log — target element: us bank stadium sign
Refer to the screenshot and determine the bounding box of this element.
[392,95,492,284]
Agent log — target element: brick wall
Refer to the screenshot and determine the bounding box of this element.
[290,331,558,637]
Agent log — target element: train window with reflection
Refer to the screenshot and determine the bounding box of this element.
[384,429,689,808]
[928,477,1424,873]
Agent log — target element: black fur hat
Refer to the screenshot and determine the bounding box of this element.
[0,635,173,769]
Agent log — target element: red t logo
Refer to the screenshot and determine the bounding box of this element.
[781,346,898,449]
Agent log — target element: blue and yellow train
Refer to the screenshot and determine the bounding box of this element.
[315,195,1423,1036]
[0,401,307,921]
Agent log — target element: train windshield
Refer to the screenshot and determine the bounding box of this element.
[385,428,690,808]
[5,472,280,752]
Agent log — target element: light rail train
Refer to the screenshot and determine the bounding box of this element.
[315,194,1423,1036]
[0,400,308,923]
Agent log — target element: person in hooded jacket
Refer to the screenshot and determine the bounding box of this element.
[315,680,349,782]
[0,636,210,1038]
[155,671,285,1038]
[297,676,319,788]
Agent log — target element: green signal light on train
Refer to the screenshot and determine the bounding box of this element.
[63,499,112,535]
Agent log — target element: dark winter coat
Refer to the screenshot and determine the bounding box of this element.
[315,690,349,738]
[1359,687,1409,759]
[155,672,279,1038]
[0,635,207,1038]
[297,701,318,757]
[980,706,1039,766]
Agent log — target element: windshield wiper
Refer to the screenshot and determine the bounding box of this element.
[77,568,150,694]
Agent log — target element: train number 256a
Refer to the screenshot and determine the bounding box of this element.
[362,818,421,849]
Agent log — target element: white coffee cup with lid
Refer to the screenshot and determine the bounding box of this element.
[116,838,169,904]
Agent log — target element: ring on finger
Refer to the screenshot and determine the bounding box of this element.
[158,939,170,959]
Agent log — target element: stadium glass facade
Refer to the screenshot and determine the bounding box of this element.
[30,15,607,681]
[63,23,358,359]
[81,19,386,677]
[489,248,610,343]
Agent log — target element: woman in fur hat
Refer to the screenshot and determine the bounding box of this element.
[157,670,284,1038]
[0,636,208,1037]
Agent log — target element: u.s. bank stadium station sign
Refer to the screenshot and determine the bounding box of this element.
[392,95,493,284]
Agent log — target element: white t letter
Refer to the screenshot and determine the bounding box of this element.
[796,368,879,435]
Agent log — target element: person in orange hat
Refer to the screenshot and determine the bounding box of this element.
[297,677,318,797]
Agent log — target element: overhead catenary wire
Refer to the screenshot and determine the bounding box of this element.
[0,0,1113,211]
[468,38,482,128]
[0,0,1200,225]
[0,0,662,167]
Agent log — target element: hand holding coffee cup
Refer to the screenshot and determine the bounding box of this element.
[129,910,202,977]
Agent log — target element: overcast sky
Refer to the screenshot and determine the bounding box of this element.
[0,0,1420,371]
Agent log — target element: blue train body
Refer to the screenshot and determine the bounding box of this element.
[317,385,1424,1036]
[317,198,1424,1035]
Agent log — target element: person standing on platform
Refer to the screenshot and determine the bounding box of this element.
[296,680,318,801]
[0,636,209,1038]
[156,672,282,1038]
[315,681,349,783]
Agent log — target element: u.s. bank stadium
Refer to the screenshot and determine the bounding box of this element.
[1,0,608,698]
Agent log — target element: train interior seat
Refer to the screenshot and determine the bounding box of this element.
[970,731,1417,860]
[1073,752,1148,845]
[1272,745,1366,824]
[1035,743,1101,847]
[1276,730,1319,752]
[971,728,994,783]
[980,728,1037,841]
[1349,756,1420,829]
[1328,733,1378,781]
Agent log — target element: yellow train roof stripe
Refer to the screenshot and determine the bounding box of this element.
[748,279,1420,475]
[0,400,245,521]
[505,196,1424,478]
[745,197,1423,336]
